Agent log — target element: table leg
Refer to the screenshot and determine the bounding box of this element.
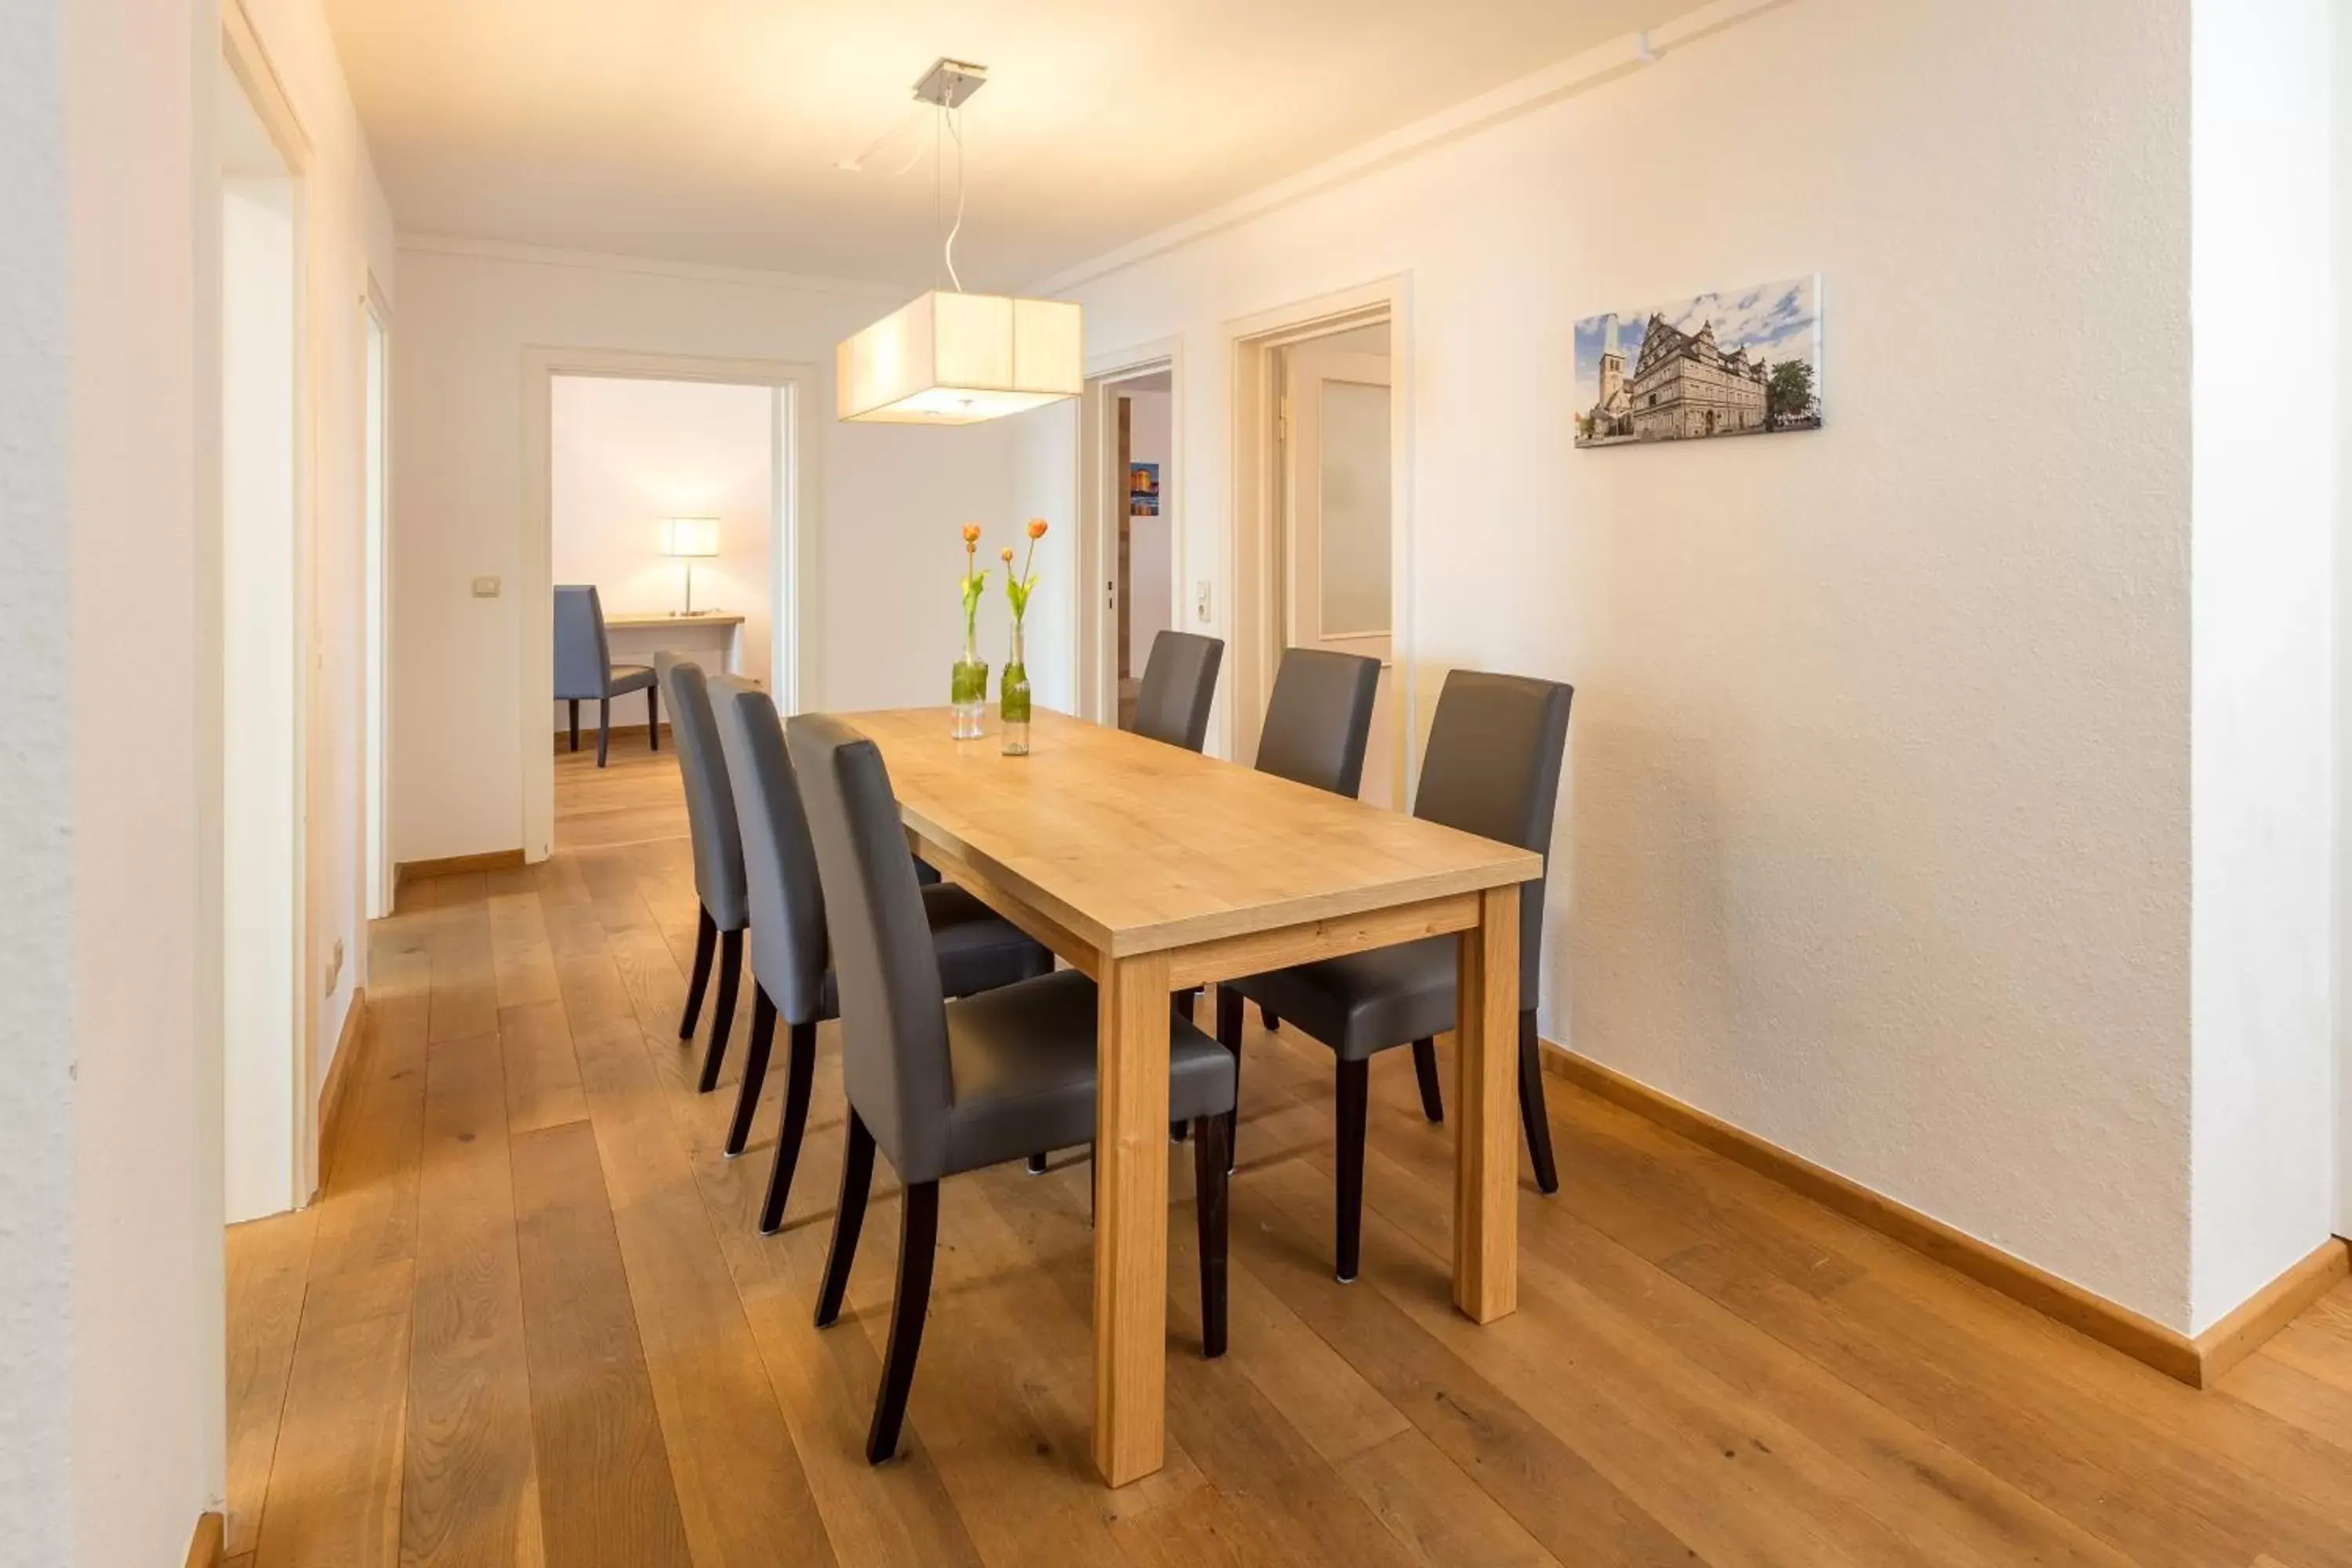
[1453,886,1519,1322]
[1093,949,1171,1486]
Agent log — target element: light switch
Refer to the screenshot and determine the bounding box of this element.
[1194,579,1213,622]
[471,575,502,598]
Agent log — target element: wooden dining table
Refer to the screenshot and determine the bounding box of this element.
[836,706,1544,1487]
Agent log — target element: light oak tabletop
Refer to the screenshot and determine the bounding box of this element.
[835,707,1541,959]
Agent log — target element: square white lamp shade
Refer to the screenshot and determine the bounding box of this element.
[837,290,1083,424]
[659,517,720,557]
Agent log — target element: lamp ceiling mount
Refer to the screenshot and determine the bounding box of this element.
[913,58,988,110]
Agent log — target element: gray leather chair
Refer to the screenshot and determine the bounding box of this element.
[710,681,1054,1223]
[1254,646,1382,797]
[555,584,658,767]
[1221,670,1573,1282]
[1218,645,1383,1142]
[659,657,750,1096]
[1131,630,1224,752]
[787,711,1238,1465]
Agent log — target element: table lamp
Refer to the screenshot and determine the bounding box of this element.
[659,517,720,616]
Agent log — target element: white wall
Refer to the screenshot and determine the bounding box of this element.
[391,240,1025,862]
[1029,0,2216,1327]
[3,0,217,1557]
[550,375,775,728]
[2189,0,2338,1328]
[1124,390,1175,673]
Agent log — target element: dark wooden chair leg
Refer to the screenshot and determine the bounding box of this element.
[1025,1152,1049,1175]
[1194,1114,1229,1357]
[814,1112,877,1305]
[678,905,717,1038]
[596,696,612,767]
[696,927,743,1092]
[1335,1058,1368,1283]
[568,699,581,752]
[647,681,659,751]
[1410,1036,1445,1123]
[724,987,779,1156]
[1260,1004,1279,1033]
[866,1180,941,1465]
[757,1021,820,1228]
[1519,1009,1559,1195]
[1215,985,1244,1174]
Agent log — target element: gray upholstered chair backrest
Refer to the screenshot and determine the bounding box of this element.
[787,713,954,1185]
[659,659,748,931]
[710,678,831,1025]
[1254,647,1381,798]
[1134,630,1225,752]
[1410,670,1573,996]
[553,585,612,701]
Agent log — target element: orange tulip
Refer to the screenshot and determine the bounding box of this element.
[1000,546,1014,562]
[961,522,982,546]
[1027,517,1049,539]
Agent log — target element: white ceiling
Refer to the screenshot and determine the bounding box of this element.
[325,0,1707,289]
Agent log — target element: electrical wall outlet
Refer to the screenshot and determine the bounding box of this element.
[1194,579,1213,622]
[472,575,502,598]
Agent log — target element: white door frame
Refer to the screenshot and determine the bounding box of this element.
[220,0,320,1214]
[518,347,822,862]
[1223,276,1414,778]
[361,274,393,920]
[1077,337,1183,725]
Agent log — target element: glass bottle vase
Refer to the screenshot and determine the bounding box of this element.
[1000,622,1032,756]
[950,621,988,740]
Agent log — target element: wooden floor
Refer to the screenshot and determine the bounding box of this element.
[226,731,2352,1567]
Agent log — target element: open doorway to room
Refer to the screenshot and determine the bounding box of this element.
[1078,350,1181,728]
[1229,285,1408,804]
[519,350,819,862]
[218,44,312,1222]
[1115,372,1176,728]
[549,375,778,849]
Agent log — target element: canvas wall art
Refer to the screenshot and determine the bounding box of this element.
[1128,461,1160,517]
[1575,276,1820,447]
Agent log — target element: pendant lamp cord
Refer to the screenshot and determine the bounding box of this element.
[941,104,967,292]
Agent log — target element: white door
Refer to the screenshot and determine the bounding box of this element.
[1284,347,1396,805]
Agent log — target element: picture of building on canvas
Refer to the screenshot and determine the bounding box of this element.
[1576,276,1820,447]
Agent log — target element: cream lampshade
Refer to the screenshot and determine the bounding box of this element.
[659,517,720,615]
[837,290,1082,425]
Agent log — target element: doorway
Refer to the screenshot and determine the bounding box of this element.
[1273,324,1396,804]
[548,373,779,848]
[1227,282,1410,801]
[1078,350,1181,728]
[219,48,311,1222]
[519,349,820,862]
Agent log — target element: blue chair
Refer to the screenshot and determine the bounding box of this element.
[555,585,658,767]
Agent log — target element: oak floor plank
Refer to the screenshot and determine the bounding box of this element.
[1338,1428,1559,1567]
[566,1007,837,1566]
[225,1207,318,1558]
[509,1120,694,1567]
[488,891,561,1010]
[497,999,587,1135]
[397,1032,539,1567]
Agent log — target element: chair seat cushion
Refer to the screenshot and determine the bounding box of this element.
[1227,936,1457,1062]
[923,884,1053,1000]
[605,663,657,696]
[942,970,1236,1177]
